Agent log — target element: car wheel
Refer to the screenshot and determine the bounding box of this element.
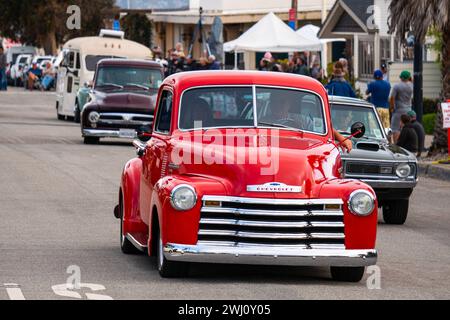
[330,266,365,282]
[119,202,141,254]
[83,136,99,144]
[56,102,65,120]
[74,103,81,123]
[383,199,409,225]
[156,227,188,278]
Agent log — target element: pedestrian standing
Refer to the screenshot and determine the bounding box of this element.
[396,114,418,153]
[259,52,273,71]
[293,57,310,76]
[0,47,7,91]
[381,63,389,81]
[407,110,426,157]
[366,69,391,129]
[208,55,221,70]
[390,70,413,143]
[325,63,356,98]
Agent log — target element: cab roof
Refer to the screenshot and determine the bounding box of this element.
[164,70,328,96]
[97,58,162,69]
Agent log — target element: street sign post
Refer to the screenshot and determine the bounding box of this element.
[439,101,450,163]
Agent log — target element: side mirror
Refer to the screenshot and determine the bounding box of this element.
[351,122,365,139]
[137,125,152,142]
[384,127,392,137]
[84,81,93,88]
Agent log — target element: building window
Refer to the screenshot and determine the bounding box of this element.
[380,38,391,65]
[359,39,374,79]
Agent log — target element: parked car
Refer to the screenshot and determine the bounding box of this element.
[114,71,378,282]
[9,54,32,86]
[329,96,418,225]
[80,59,163,144]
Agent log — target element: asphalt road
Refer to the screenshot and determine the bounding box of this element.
[0,88,449,300]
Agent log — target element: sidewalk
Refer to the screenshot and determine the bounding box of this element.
[417,135,450,181]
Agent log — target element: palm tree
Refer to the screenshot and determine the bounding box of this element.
[388,0,450,154]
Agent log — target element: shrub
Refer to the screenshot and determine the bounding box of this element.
[422,113,436,135]
[422,98,439,114]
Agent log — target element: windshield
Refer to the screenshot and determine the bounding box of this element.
[330,104,385,140]
[95,66,162,92]
[85,55,124,71]
[179,86,326,134]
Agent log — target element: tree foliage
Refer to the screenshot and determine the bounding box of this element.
[121,13,152,49]
[0,0,115,54]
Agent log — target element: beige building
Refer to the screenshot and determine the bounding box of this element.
[148,0,336,68]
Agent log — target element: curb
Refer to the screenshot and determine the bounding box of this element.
[418,163,450,181]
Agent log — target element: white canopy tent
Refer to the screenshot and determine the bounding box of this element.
[296,24,346,76]
[296,24,345,45]
[223,12,321,69]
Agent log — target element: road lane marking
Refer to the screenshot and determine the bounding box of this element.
[4,283,26,300]
[52,283,113,300]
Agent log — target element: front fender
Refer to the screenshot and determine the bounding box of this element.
[153,175,227,247]
[319,179,378,250]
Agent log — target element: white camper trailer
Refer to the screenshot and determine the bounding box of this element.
[55,29,153,120]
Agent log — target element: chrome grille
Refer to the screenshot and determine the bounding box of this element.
[98,113,153,125]
[198,196,345,249]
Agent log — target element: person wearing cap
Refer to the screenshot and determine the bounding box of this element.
[366,69,391,129]
[259,52,273,71]
[389,70,413,143]
[325,63,356,98]
[407,110,425,157]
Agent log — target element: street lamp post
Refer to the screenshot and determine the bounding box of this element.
[413,41,423,124]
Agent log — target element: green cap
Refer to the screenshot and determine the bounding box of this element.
[400,70,411,80]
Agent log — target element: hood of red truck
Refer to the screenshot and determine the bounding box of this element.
[171,129,340,199]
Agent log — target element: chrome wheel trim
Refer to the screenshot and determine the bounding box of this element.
[158,235,164,271]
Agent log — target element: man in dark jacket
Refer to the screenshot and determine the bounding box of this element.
[407,110,425,157]
[396,114,418,153]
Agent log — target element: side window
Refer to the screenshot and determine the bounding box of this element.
[65,51,75,69]
[75,52,80,70]
[155,90,173,134]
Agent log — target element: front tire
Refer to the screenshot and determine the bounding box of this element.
[383,199,409,225]
[56,102,65,120]
[83,136,99,144]
[330,266,365,282]
[74,103,81,123]
[156,227,188,278]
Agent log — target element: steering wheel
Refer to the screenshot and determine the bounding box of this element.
[278,118,299,128]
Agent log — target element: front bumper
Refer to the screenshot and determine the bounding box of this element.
[359,178,417,189]
[82,129,136,139]
[164,243,377,267]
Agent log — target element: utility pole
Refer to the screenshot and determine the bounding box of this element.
[413,41,423,123]
[289,0,298,30]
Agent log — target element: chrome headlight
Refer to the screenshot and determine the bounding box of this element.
[395,163,411,178]
[170,185,197,211]
[348,190,375,216]
[88,111,100,123]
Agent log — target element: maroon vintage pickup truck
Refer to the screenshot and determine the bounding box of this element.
[81,59,163,144]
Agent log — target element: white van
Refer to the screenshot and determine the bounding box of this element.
[6,45,37,65]
[55,29,153,120]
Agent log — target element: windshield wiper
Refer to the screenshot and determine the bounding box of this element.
[338,131,370,140]
[125,83,150,90]
[97,83,124,89]
[258,121,291,129]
